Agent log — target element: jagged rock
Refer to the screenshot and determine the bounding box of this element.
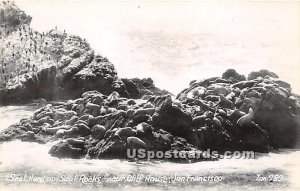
[0,3,169,105]
[148,130,173,151]
[239,122,269,152]
[152,99,198,145]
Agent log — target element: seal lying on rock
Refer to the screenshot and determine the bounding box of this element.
[91,125,106,140]
[133,108,156,116]
[66,138,85,147]
[213,117,222,128]
[114,127,136,139]
[127,136,146,148]
[56,127,80,137]
[136,122,153,136]
[65,116,79,126]
[219,94,234,109]
[228,109,246,121]
[237,107,254,127]
[193,99,210,111]
[44,125,71,135]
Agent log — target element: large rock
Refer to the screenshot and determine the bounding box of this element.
[88,139,127,159]
[222,69,246,83]
[248,69,279,80]
[152,98,198,145]
[49,139,86,159]
[1,4,171,105]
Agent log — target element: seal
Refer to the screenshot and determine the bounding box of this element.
[136,122,153,135]
[56,126,80,137]
[193,99,210,110]
[74,123,91,136]
[56,129,66,137]
[65,116,79,126]
[107,91,120,103]
[213,116,222,128]
[225,92,235,101]
[228,109,246,121]
[133,108,156,116]
[127,136,146,148]
[91,124,106,140]
[237,107,254,127]
[192,114,206,127]
[114,127,136,139]
[207,84,231,96]
[66,138,85,147]
[45,125,71,135]
[205,95,220,102]
[240,87,249,98]
[219,94,234,109]
[143,102,154,108]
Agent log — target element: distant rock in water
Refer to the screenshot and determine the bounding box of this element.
[0,2,166,105]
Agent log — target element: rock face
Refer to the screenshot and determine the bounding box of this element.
[152,98,197,145]
[49,139,86,159]
[121,78,170,99]
[0,3,166,105]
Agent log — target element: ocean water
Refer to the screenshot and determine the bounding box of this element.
[0,106,299,191]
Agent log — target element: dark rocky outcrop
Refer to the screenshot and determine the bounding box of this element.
[121,78,170,99]
[222,69,246,83]
[49,138,86,159]
[0,3,167,105]
[248,69,279,80]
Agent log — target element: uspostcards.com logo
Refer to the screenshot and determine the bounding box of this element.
[127,149,255,160]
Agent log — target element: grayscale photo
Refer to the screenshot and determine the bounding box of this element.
[0,0,299,191]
